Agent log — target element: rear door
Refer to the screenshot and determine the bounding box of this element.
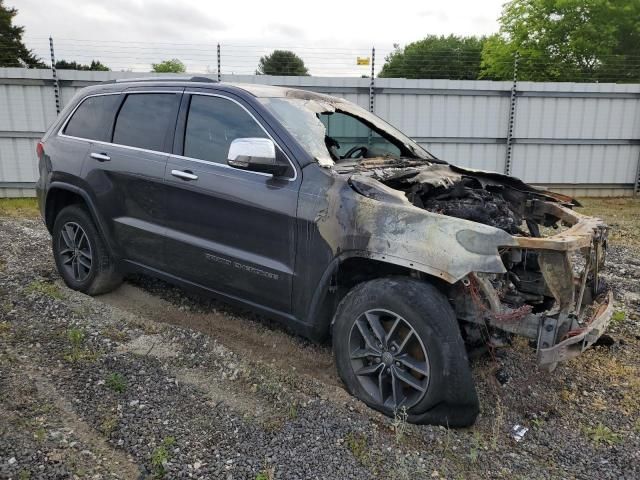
[81,89,182,269]
[163,91,300,313]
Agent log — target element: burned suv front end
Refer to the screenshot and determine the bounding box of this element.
[351,160,612,370]
[257,87,613,369]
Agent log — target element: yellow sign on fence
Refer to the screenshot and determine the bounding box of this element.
[357,57,370,66]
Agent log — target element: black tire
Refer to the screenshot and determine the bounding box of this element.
[52,204,122,295]
[333,277,479,427]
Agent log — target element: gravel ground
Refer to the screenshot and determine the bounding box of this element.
[0,201,639,480]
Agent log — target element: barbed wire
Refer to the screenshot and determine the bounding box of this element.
[0,37,638,82]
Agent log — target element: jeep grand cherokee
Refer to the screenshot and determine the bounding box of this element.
[36,77,613,426]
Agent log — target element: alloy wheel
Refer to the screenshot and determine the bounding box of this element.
[348,309,430,411]
[58,221,92,282]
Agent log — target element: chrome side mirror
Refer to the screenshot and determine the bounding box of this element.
[227,138,288,177]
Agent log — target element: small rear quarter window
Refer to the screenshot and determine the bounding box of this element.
[64,94,121,141]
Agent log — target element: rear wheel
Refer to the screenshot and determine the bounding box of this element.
[333,277,479,427]
[52,205,122,295]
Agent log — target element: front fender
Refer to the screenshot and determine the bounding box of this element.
[352,197,516,283]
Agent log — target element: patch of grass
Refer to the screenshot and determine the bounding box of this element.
[345,432,369,465]
[63,327,98,362]
[68,328,84,347]
[578,197,640,249]
[18,470,31,480]
[25,280,63,300]
[0,320,11,336]
[33,427,47,442]
[0,197,39,218]
[287,401,298,419]
[490,397,504,449]
[469,430,485,463]
[611,310,626,324]
[151,436,176,478]
[101,326,130,343]
[582,423,622,446]
[255,467,275,480]
[391,407,408,444]
[106,372,127,393]
[100,415,119,436]
[531,418,546,430]
[1,300,13,313]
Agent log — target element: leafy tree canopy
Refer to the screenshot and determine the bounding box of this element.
[152,58,186,73]
[379,35,486,79]
[256,50,309,76]
[0,0,44,68]
[55,59,109,71]
[480,0,640,82]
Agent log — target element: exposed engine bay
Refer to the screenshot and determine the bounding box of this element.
[346,158,613,369]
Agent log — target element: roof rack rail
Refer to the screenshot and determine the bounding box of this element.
[111,76,218,83]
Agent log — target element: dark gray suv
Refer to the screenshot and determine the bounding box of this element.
[36,77,613,427]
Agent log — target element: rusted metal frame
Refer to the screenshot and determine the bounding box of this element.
[515,201,604,251]
[460,274,540,339]
[537,291,614,365]
[575,245,593,318]
[536,250,575,361]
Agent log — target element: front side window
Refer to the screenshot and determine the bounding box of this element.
[320,112,401,158]
[64,94,121,141]
[112,93,180,152]
[183,95,268,164]
[259,97,434,168]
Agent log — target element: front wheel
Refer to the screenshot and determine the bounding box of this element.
[332,277,479,427]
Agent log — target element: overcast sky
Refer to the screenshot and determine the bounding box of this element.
[12,0,506,75]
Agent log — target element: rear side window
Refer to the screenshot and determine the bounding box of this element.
[183,95,267,164]
[113,93,180,152]
[63,95,120,141]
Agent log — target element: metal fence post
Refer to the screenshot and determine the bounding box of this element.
[504,52,519,175]
[369,46,375,113]
[49,36,61,115]
[634,150,640,196]
[217,43,221,82]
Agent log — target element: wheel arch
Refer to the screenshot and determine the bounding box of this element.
[305,252,451,342]
[45,182,116,256]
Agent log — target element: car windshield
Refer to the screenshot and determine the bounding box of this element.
[258,96,436,168]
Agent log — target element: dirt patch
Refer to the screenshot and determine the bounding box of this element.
[97,283,340,389]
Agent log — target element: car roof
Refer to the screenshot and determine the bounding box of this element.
[82,77,338,102]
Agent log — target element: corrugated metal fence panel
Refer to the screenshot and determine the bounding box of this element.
[0,68,57,186]
[373,79,513,171]
[1,69,639,196]
[511,82,640,185]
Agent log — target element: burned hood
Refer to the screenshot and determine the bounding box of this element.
[348,161,580,237]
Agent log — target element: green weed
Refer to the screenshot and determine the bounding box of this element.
[582,423,621,446]
[151,436,176,478]
[106,372,127,393]
[25,280,63,299]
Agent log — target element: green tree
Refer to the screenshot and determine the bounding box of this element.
[55,59,109,71]
[0,0,45,68]
[256,50,309,76]
[378,35,486,79]
[152,58,186,73]
[480,0,640,82]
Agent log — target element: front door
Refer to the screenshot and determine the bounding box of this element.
[163,92,299,314]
